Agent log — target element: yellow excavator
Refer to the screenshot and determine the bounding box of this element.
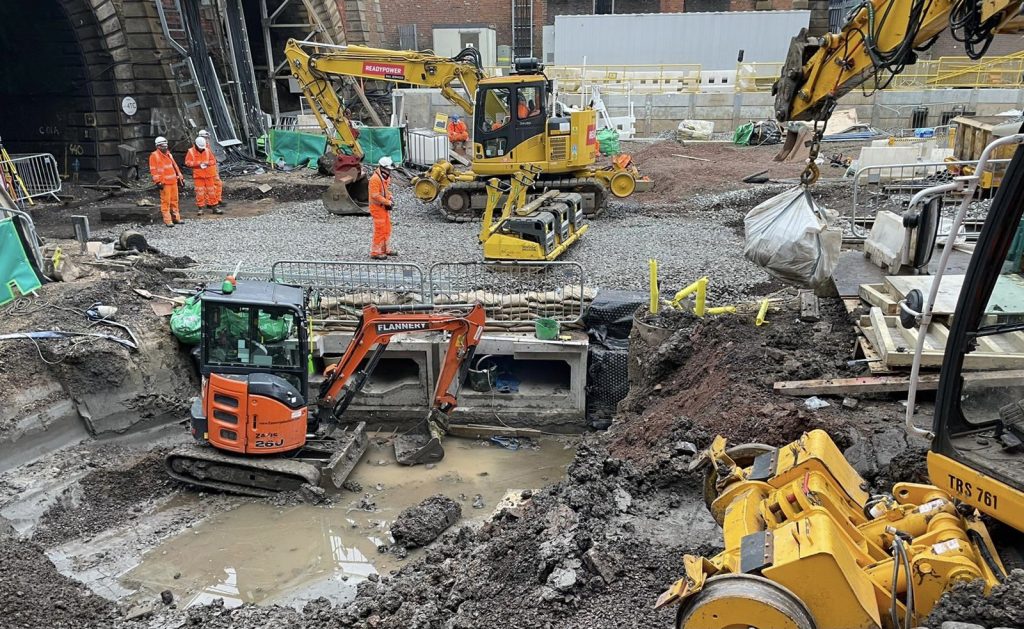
[656,0,1024,626]
[283,39,643,221]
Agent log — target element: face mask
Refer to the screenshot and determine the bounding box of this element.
[159,146,169,153]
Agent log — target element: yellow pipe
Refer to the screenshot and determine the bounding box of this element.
[669,276,708,309]
[755,298,770,326]
[694,277,708,317]
[649,259,659,315]
[706,306,736,316]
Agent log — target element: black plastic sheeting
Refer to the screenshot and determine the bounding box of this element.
[583,290,646,429]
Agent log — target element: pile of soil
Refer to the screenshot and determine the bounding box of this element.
[0,534,118,629]
[390,494,462,549]
[32,451,177,546]
[0,249,196,439]
[614,297,860,463]
[927,569,1024,627]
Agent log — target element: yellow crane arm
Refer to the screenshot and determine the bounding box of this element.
[284,39,484,157]
[774,0,1024,124]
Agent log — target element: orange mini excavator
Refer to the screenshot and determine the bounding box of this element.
[165,279,487,496]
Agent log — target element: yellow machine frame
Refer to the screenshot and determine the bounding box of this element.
[660,430,1006,629]
[478,168,588,261]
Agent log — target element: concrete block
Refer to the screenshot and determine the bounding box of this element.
[863,210,907,274]
[693,93,733,108]
[450,332,588,432]
[316,332,435,423]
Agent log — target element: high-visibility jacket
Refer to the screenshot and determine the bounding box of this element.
[368,169,392,212]
[185,146,219,180]
[149,149,183,185]
[518,102,529,119]
[447,119,468,142]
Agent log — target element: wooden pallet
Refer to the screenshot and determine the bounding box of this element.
[860,306,1024,370]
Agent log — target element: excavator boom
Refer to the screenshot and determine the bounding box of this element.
[772,0,1024,178]
[318,302,488,465]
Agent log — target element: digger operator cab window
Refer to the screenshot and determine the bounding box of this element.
[204,303,302,371]
[958,213,1024,426]
[482,87,510,133]
[517,86,543,119]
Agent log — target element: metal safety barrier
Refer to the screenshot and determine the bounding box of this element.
[848,158,1011,239]
[427,261,591,326]
[169,260,593,327]
[2,153,61,202]
[271,259,425,323]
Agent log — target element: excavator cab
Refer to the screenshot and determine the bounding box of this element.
[193,282,312,454]
[928,136,1024,531]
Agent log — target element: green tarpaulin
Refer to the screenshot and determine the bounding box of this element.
[0,217,43,306]
[268,129,328,168]
[357,127,403,165]
[169,296,202,345]
[733,122,754,145]
[597,128,620,156]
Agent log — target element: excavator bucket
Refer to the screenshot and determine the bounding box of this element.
[322,155,370,216]
[323,421,369,488]
[774,124,811,162]
[394,409,447,466]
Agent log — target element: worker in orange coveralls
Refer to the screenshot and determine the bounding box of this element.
[149,136,185,227]
[185,134,223,215]
[447,114,469,152]
[368,156,397,260]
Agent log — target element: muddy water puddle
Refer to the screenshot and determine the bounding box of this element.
[121,435,575,609]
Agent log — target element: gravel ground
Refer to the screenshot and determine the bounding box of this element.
[106,181,775,300]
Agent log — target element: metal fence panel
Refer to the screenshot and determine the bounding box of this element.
[427,261,591,326]
[848,158,1010,239]
[3,153,61,202]
[271,259,425,323]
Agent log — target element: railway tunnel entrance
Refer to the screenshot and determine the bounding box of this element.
[0,0,122,178]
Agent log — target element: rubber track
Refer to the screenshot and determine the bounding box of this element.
[438,177,609,222]
[165,444,320,497]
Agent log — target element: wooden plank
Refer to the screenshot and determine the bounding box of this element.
[774,374,940,396]
[775,369,1024,396]
[858,283,899,315]
[869,307,908,364]
[884,274,1024,317]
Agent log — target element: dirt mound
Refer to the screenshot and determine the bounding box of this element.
[926,569,1024,627]
[32,451,177,546]
[625,141,808,204]
[0,535,118,629]
[390,494,462,549]
[612,297,860,466]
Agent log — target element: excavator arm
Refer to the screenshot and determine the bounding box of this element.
[773,0,1024,180]
[284,39,484,157]
[316,302,487,465]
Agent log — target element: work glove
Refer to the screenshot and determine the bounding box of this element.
[156,182,164,188]
[200,163,208,169]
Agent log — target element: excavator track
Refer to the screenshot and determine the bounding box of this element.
[438,177,608,222]
[165,444,322,498]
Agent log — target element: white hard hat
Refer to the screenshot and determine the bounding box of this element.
[155,136,168,147]
[198,130,211,138]
[195,136,207,149]
[378,156,395,170]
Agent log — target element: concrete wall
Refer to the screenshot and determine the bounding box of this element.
[396,86,1024,135]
